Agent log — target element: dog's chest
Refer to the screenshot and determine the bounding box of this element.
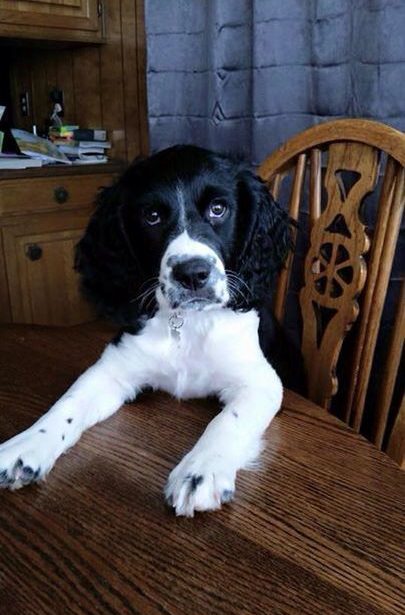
[148,315,219,398]
[139,308,261,399]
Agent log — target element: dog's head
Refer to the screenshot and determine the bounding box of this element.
[75,145,291,324]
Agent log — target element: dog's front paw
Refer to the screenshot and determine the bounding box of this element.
[165,448,237,517]
[0,431,54,490]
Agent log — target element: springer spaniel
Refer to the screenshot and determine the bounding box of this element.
[0,146,305,516]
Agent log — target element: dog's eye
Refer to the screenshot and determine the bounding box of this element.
[144,209,161,226]
[208,201,227,219]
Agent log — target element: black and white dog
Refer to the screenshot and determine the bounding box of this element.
[0,145,304,516]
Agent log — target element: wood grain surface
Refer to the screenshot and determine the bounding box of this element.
[0,323,404,615]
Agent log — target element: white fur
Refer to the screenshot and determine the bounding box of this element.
[0,233,282,516]
[157,230,230,310]
[176,183,187,229]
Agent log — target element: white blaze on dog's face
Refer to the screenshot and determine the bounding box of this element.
[156,230,230,311]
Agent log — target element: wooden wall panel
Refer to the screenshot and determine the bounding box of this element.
[9,52,33,132]
[99,0,126,161]
[121,0,140,161]
[134,0,148,156]
[30,51,52,127]
[72,46,103,127]
[7,0,148,161]
[56,49,75,119]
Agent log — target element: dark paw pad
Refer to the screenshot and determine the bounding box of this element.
[0,461,41,487]
[221,489,234,503]
[187,474,204,493]
[20,465,40,484]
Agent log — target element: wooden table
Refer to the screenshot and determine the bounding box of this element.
[0,323,404,615]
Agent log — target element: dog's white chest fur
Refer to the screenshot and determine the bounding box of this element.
[116,307,265,400]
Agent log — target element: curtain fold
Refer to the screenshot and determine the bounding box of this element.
[145,0,405,164]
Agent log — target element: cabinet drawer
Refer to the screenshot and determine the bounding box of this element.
[2,210,94,326]
[0,173,111,217]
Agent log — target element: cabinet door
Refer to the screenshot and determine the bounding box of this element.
[2,211,94,326]
[0,0,103,41]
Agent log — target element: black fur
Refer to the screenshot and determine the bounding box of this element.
[235,169,292,306]
[258,300,307,395]
[75,145,306,393]
[110,323,146,346]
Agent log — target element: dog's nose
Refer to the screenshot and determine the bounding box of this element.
[172,258,212,290]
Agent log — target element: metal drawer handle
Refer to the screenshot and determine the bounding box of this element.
[54,186,69,204]
[26,244,43,261]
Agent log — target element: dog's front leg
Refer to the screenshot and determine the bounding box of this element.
[0,343,144,489]
[165,361,283,517]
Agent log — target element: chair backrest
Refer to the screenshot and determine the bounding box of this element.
[258,119,405,466]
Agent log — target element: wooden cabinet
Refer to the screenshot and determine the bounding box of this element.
[0,0,104,42]
[0,173,113,217]
[0,163,122,326]
[3,211,93,326]
[0,2,147,324]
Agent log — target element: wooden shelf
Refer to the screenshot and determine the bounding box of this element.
[0,159,125,180]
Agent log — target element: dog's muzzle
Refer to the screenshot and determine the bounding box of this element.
[157,232,230,310]
[160,254,228,310]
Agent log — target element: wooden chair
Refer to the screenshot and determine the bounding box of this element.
[258,119,405,467]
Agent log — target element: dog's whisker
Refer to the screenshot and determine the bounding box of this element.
[227,286,240,306]
[143,291,158,312]
[135,277,159,296]
[137,276,160,292]
[226,278,249,306]
[225,270,253,297]
[130,282,159,306]
[139,287,159,309]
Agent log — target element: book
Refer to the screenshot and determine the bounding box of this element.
[49,138,75,145]
[49,125,79,134]
[73,128,107,141]
[49,126,79,142]
[72,156,108,165]
[57,141,111,150]
[49,133,75,142]
[78,140,111,149]
[58,144,106,156]
[0,153,43,169]
[76,152,107,161]
[11,129,71,165]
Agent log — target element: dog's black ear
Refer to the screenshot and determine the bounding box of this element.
[235,168,292,306]
[75,181,143,325]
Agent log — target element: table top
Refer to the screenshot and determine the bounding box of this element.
[0,323,404,615]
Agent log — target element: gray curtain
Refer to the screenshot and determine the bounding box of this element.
[146,0,405,164]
